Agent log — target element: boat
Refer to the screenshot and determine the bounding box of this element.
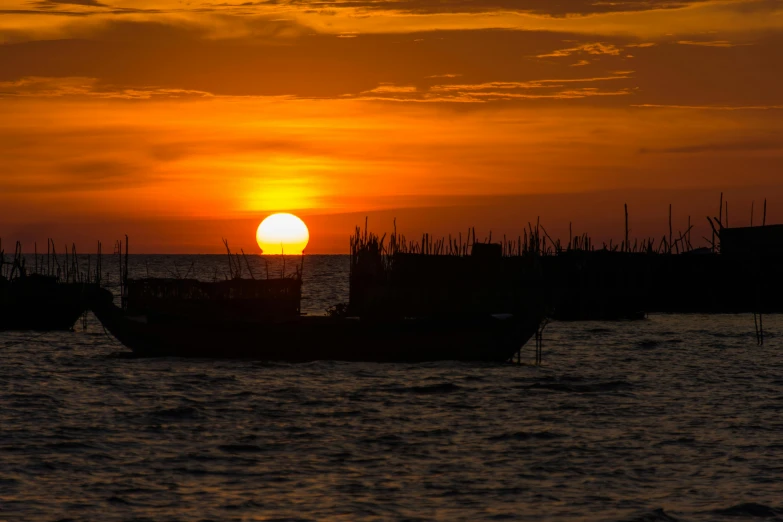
[91,287,541,362]
[91,231,544,361]
[0,274,95,331]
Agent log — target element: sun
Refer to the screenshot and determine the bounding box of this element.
[256,213,310,255]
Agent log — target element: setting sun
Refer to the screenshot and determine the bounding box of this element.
[256,213,310,255]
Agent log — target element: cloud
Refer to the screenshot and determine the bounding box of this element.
[640,139,783,154]
[1,0,726,23]
[4,0,783,44]
[430,75,633,91]
[0,25,641,102]
[351,75,634,102]
[0,77,213,99]
[58,159,137,182]
[0,72,637,104]
[193,0,713,16]
[633,104,783,110]
[677,40,753,47]
[363,83,418,94]
[1,157,154,194]
[32,0,108,7]
[538,42,622,58]
[2,14,781,109]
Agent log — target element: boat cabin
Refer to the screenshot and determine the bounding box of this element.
[125,277,302,323]
[720,224,783,256]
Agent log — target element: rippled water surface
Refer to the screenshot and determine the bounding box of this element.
[2,255,783,521]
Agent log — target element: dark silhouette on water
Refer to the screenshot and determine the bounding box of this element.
[92,289,540,362]
[0,239,100,331]
[91,232,543,362]
[416,195,783,321]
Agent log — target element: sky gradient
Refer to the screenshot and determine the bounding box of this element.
[2,0,782,253]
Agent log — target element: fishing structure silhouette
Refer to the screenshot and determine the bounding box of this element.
[1,193,777,353]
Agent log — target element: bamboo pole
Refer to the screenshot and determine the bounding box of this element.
[625,204,629,253]
[124,236,129,306]
[725,201,729,228]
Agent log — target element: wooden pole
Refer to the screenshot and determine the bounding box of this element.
[117,240,122,306]
[725,201,729,228]
[124,236,129,307]
[73,244,79,283]
[569,222,572,251]
[625,204,629,253]
[97,241,101,285]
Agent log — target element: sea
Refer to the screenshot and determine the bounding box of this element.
[1,255,782,521]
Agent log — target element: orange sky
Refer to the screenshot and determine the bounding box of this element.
[1,0,782,253]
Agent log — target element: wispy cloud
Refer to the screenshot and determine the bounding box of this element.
[538,42,621,58]
[363,83,417,94]
[640,139,783,154]
[351,74,634,102]
[677,40,753,47]
[193,0,714,16]
[0,77,214,99]
[633,104,783,110]
[31,0,108,7]
[431,75,632,92]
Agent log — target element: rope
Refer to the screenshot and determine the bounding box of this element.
[101,324,122,347]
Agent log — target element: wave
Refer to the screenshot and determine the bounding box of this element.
[520,380,633,393]
[636,339,684,349]
[385,382,464,395]
[616,508,680,522]
[487,431,566,442]
[148,406,201,419]
[217,444,264,453]
[709,503,782,518]
[106,496,133,506]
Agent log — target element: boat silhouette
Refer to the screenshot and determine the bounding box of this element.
[91,286,540,362]
[0,274,93,331]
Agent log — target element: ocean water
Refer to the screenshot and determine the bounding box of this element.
[1,255,782,521]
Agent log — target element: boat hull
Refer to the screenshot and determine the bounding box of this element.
[92,297,540,363]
